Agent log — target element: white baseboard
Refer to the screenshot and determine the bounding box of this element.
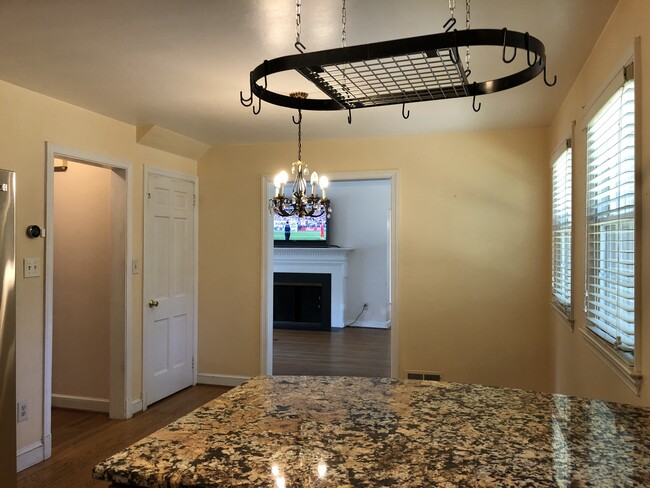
[197,373,251,387]
[349,320,391,329]
[17,441,44,472]
[51,393,109,413]
[129,398,143,417]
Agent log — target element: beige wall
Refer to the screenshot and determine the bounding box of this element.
[198,127,553,392]
[0,79,198,452]
[549,0,650,407]
[52,161,112,399]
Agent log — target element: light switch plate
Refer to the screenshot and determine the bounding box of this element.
[24,258,41,278]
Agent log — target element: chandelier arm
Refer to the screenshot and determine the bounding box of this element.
[249,28,549,112]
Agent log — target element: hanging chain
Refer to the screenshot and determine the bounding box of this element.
[341,0,349,96]
[465,0,471,73]
[297,109,302,161]
[341,0,347,48]
[448,0,456,20]
[295,0,304,52]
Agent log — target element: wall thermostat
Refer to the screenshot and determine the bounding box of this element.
[26,225,42,238]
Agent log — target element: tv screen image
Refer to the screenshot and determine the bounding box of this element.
[273,213,328,246]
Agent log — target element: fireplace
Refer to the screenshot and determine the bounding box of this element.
[273,247,352,328]
[273,273,332,330]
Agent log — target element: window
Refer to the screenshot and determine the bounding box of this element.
[585,62,636,367]
[551,140,572,319]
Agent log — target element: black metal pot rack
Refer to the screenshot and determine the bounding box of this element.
[240,27,556,117]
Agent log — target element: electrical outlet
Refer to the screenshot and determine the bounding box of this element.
[17,400,28,422]
[363,303,368,310]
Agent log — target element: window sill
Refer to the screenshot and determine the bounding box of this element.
[550,301,574,330]
[582,328,642,396]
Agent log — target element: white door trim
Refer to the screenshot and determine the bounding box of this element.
[44,142,133,460]
[260,169,399,378]
[142,166,199,409]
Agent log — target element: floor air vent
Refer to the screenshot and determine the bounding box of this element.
[407,371,442,381]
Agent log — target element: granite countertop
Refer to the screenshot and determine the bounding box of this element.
[93,376,650,487]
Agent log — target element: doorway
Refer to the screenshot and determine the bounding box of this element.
[260,171,399,377]
[44,143,132,460]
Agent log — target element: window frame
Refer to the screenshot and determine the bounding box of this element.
[550,138,574,325]
[581,57,642,394]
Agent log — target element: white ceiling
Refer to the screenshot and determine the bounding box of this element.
[0,0,618,146]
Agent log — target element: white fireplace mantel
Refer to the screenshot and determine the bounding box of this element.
[273,247,353,328]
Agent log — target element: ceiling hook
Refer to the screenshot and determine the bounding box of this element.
[252,97,262,115]
[347,108,352,124]
[472,82,481,113]
[502,28,517,63]
[402,103,410,120]
[543,62,557,87]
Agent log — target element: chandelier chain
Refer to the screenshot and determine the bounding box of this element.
[297,109,302,161]
[296,0,302,48]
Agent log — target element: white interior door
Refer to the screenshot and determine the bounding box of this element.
[144,170,196,407]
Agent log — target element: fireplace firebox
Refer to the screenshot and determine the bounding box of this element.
[273,273,331,331]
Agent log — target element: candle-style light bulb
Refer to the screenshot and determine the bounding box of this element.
[319,175,329,199]
[277,170,288,196]
[273,174,282,197]
[310,171,319,195]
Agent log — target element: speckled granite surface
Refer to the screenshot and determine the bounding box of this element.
[93,376,650,487]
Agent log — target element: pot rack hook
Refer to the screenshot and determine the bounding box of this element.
[252,97,262,115]
[502,28,517,63]
[240,88,253,107]
[472,82,481,113]
[543,61,557,87]
[402,103,410,120]
[347,108,352,124]
[524,32,538,66]
[292,108,302,125]
[443,17,457,33]
[295,41,306,54]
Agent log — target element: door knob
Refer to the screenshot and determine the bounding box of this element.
[148,299,159,308]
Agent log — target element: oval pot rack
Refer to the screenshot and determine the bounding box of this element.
[241,27,556,116]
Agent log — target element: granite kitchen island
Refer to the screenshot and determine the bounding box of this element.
[93,376,650,487]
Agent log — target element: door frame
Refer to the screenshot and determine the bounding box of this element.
[260,170,399,377]
[142,166,198,409]
[44,142,133,459]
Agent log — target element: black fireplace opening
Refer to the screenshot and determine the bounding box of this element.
[273,272,331,331]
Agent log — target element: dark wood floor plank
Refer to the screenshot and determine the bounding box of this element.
[17,384,230,488]
[273,327,391,377]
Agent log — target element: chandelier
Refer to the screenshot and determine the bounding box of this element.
[268,92,331,219]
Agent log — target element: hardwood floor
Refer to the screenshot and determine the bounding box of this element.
[17,329,388,487]
[17,384,230,488]
[273,326,391,377]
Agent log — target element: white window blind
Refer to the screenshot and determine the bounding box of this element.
[551,142,572,316]
[585,65,635,358]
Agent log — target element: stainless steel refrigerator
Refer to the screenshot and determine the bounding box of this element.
[0,169,16,487]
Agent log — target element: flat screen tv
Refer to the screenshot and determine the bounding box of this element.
[273,212,330,247]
